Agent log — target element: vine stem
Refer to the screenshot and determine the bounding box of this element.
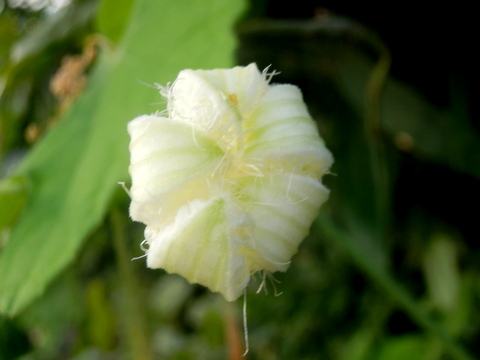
[364,40,392,242]
[224,300,245,360]
[314,215,475,360]
[110,207,153,360]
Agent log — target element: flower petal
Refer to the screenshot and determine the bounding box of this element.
[193,63,268,118]
[145,198,250,301]
[244,84,333,178]
[129,176,210,228]
[168,70,243,152]
[237,173,329,272]
[128,115,223,223]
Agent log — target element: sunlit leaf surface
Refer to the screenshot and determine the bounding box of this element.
[0,0,244,315]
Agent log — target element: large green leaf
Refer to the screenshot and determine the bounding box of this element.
[96,0,135,43]
[0,174,30,231]
[0,0,244,316]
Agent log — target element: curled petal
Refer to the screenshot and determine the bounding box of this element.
[192,63,269,118]
[237,173,329,273]
[145,198,250,301]
[244,84,333,178]
[129,176,210,229]
[167,70,242,152]
[128,115,223,223]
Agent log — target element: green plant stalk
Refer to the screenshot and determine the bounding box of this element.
[364,43,392,241]
[110,207,153,360]
[315,215,475,360]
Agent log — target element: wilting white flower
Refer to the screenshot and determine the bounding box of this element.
[128,63,333,301]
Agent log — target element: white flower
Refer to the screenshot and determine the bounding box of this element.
[128,63,333,301]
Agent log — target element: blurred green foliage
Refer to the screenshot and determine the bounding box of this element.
[0,1,479,359]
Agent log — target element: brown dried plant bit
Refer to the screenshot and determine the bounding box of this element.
[20,38,99,145]
[80,36,97,65]
[50,36,97,111]
[394,131,415,152]
[50,55,87,100]
[24,123,40,144]
[23,37,100,145]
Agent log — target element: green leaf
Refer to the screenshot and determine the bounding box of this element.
[375,335,425,360]
[0,0,244,316]
[423,233,459,312]
[0,13,20,71]
[0,174,30,231]
[96,0,135,43]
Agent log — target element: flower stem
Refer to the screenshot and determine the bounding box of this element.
[224,300,245,360]
[110,207,153,360]
[364,40,391,241]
